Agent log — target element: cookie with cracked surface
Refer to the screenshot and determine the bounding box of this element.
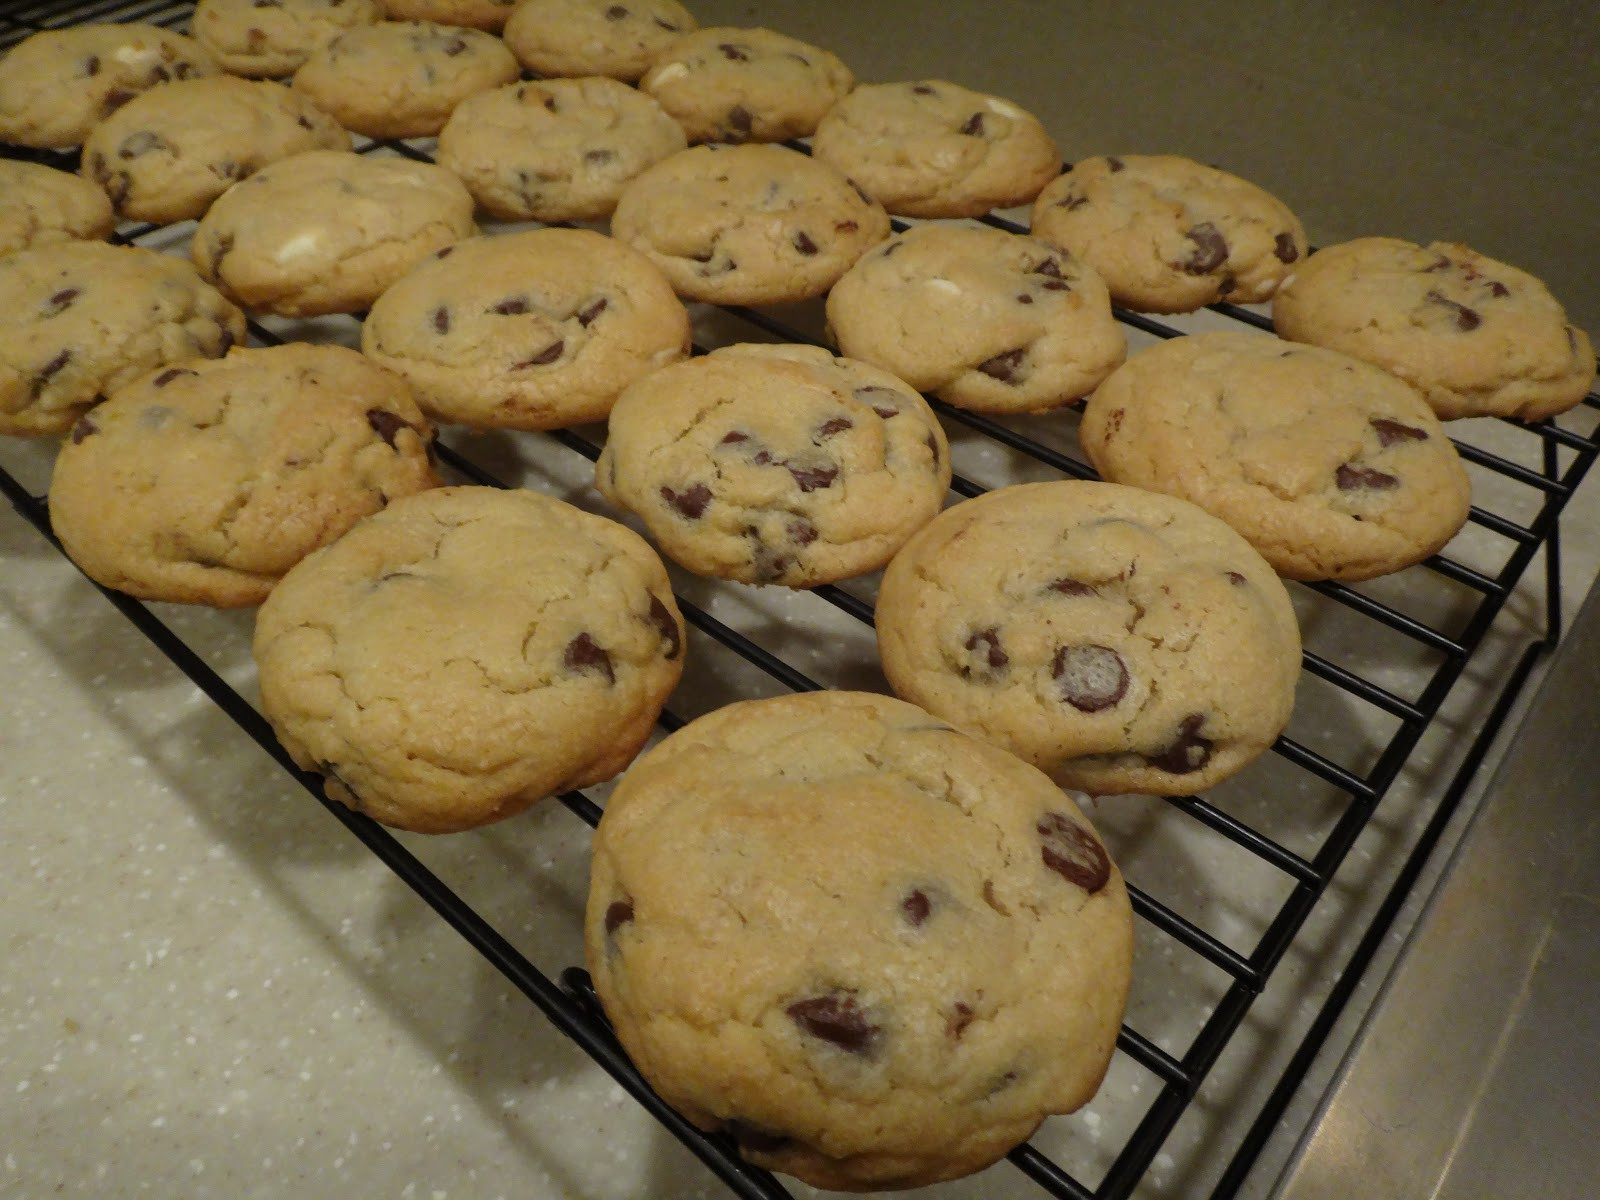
[291,20,519,140]
[876,480,1301,796]
[361,227,690,430]
[1030,154,1308,314]
[80,76,350,224]
[378,0,517,33]
[826,223,1125,414]
[0,23,220,150]
[595,343,950,587]
[586,689,1133,1191]
[192,149,476,317]
[610,142,889,305]
[50,343,438,607]
[435,76,687,223]
[0,161,115,258]
[1081,332,1472,581]
[502,0,696,82]
[1272,236,1596,422]
[0,241,246,438]
[811,79,1060,219]
[254,484,687,833]
[638,25,852,144]
[191,0,382,79]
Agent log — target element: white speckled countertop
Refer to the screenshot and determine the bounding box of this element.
[3,3,1598,1199]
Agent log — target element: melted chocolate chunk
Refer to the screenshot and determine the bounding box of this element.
[787,463,837,492]
[431,305,450,334]
[947,1002,975,1040]
[726,104,753,137]
[42,288,80,317]
[1183,222,1229,274]
[604,898,633,933]
[901,889,931,926]
[962,627,1007,675]
[563,632,615,683]
[1033,257,1063,278]
[1371,417,1428,446]
[439,36,468,56]
[605,3,629,17]
[1105,155,1126,172]
[118,130,170,158]
[435,244,455,260]
[1017,293,1035,304]
[69,416,98,444]
[1040,279,1071,291]
[490,295,530,315]
[583,148,614,165]
[718,42,750,61]
[152,366,195,388]
[1047,577,1097,597]
[719,430,749,445]
[366,409,409,447]
[977,347,1026,382]
[576,297,608,326]
[1148,713,1213,774]
[1487,280,1510,298]
[959,111,985,136]
[645,593,682,659]
[1273,232,1299,263]
[853,385,901,417]
[792,230,818,256]
[661,482,712,519]
[1225,570,1247,586]
[815,416,852,439]
[101,88,136,114]
[834,219,859,235]
[1037,811,1112,893]
[84,55,101,76]
[786,992,880,1056]
[787,518,818,546]
[516,340,564,367]
[912,83,937,95]
[1336,463,1400,490]
[1052,644,1128,712]
[1056,192,1089,211]
[33,349,71,394]
[1425,289,1482,331]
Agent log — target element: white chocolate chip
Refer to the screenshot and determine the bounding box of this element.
[272,231,323,264]
[649,62,689,85]
[985,98,1024,119]
[925,279,962,295]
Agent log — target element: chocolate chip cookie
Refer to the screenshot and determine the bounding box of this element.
[378,0,517,33]
[192,149,476,316]
[826,223,1125,413]
[595,343,950,587]
[1081,332,1473,581]
[502,0,697,80]
[291,19,519,140]
[80,75,351,224]
[0,242,246,438]
[876,480,1302,796]
[254,484,687,833]
[811,79,1060,218]
[1030,154,1308,314]
[49,343,438,607]
[0,23,220,150]
[610,142,890,305]
[361,227,691,430]
[191,0,382,78]
[1272,236,1597,422]
[586,689,1132,1191]
[435,76,687,223]
[0,161,115,258]
[638,25,853,144]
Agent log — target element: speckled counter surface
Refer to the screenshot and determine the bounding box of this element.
[2,3,1598,1199]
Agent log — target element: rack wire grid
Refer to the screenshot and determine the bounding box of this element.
[5,3,1600,1198]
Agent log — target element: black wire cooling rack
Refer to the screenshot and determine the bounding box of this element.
[5,4,1600,1197]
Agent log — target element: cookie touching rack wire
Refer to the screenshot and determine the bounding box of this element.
[3,3,1600,1198]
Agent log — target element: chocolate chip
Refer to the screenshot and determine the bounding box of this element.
[605,3,628,17]
[834,219,859,233]
[946,1002,974,1040]
[786,463,837,492]
[751,449,774,465]
[490,295,530,315]
[431,306,450,334]
[661,482,711,519]
[911,84,937,96]
[33,349,71,394]
[1424,255,1452,272]
[1040,279,1071,291]
[146,65,171,84]
[723,1120,790,1154]
[646,594,682,659]
[1047,577,1097,597]
[1273,232,1299,263]
[1225,570,1247,586]
[726,104,753,138]
[440,36,468,56]
[1017,293,1034,304]
[69,416,98,444]
[1105,155,1126,172]
[902,889,931,926]
[718,42,750,61]
[1371,417,1428,446]
[118,130,170,158]
[1425,289,1482,331]
[1037,811,1112,892]
[962,627,1007,674]
[563,632,615,683]
[1488,280,1510,298]
[515,340,564,367]
[1033,257,1063,278]
[816,417,852,439]
[209,158,240,181]
[653,16,679,30]
[719,430,749,445]
[1148,713,1213,774]
[604,898,633,933]
[1183,222,1229,274]
[366,409,409,447]
[786,992,880,1056]
[576,297,608,327]
[1052,644,1128,712]
[435,244,455,260]
[1056,193,1089,211]
[1336,463,1400,490]
[792,231,818,256]
[82,54,102,76]
[853,385,901,416]
[42,288,80,317]
[101,88,136,114]
[582,148,616,167]
[977,347,1026,383]
[788,519,818,546]
[959,111,985,136]
[926,430,941,466]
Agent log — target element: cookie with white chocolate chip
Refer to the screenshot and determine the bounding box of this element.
[812,79,1060,218]
[826,223,1125,414]
[595,342,950,587]
[502,0,697,81]
[50,343,438,607]
[1080,332,1472,581]
[1272,236,1596,422]
[254,485,687,833]
[1030,153,1308,314]
[360,227,691,430]
[876,480,1301,796]
[191,0,382,78]
[586,689,1132,1191]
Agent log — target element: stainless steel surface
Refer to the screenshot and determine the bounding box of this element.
[1272,583,1600,1200]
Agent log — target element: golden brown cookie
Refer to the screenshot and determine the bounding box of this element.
[0,161,115,257]
[502,0,697,81]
